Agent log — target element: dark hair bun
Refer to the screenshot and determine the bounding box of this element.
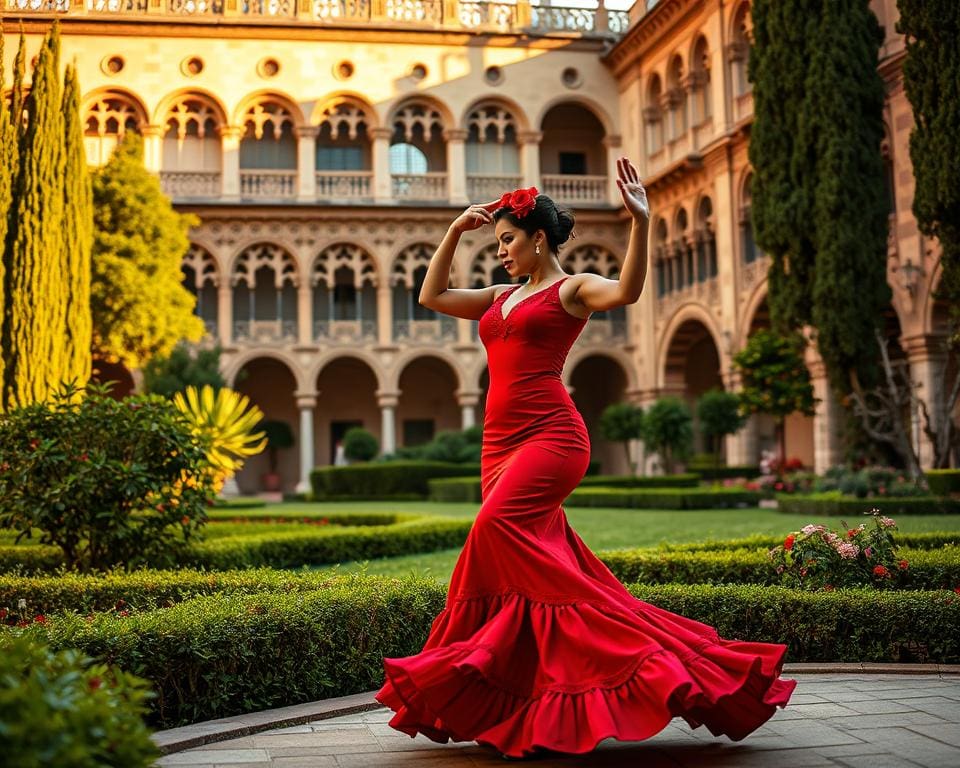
[554,208,575,246]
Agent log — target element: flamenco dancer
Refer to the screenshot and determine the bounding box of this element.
[374,157,797,760]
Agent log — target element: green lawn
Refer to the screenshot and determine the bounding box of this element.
[257,499,960,582]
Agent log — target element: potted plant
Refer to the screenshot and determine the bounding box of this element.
[259,419,295,492]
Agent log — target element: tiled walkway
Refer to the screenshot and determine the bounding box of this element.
[154,673,960,768]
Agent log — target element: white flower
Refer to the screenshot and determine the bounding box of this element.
[880,517,896,528]
[17,598,26,609]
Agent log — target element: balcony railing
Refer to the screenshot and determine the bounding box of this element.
[658,275,720,316]
[467,174,522,202]
[240,170,297,199]
[160,170,221,198]
[315,171,373,199]
[541,174,608,205]
[232,319,298,344]
[575,317,627,345]
[393,318,458,343]
[5,0,630,37]
[314,318,378,343]
[392,172,448,201]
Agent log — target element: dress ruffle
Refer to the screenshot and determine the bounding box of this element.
[375,590,797,758]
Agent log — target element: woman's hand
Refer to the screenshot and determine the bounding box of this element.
[616,157,650,223]
[451,199,501,234]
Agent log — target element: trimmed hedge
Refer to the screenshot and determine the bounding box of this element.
[598,545,960,591]
[11,577,959,728]
[566,487,762,509]
[310,460,481,500]
[778,493,960,516]
[655,531,960,552]
[926,469,960,497]
[427,474,707,504]
[686,463,762,480]
[0,515,472,574]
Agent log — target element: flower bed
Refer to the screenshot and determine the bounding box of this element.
[6,576,957,729]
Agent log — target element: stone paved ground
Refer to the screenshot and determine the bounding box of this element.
[154,674,960,768]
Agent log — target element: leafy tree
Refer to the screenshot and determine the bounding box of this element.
[898,0,960,342]
[344,426,379,463]
[641,397,693,475]
[808,0,890,392]
[599,402,645,475]
[3,23,65,408]
[91,132,204,369]
[697,389,747,476]
[143,342,226,397]
[734,329,817,468]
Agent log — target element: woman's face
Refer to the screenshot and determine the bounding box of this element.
[495,221,543,278]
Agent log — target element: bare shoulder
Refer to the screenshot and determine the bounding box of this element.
[559,273,597,320]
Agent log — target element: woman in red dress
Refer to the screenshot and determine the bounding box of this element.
[374,157,796,759]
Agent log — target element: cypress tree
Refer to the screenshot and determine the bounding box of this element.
[61,62,93,386]
[898,0,960,336]
[748,0,818,333]
[4,23,65,407]
[808,0,890,391]
[0,34,10,392]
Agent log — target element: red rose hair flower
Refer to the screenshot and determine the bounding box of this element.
[498,186,539,219]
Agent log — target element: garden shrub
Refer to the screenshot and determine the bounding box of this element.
[926,469,960,497]
[12,578,958,728]
[778,493,960,516]
[310,460,481,499]
[567,487,762,509]
[0,634,158,767]
[0,383,218,572]
[427,474,705,503]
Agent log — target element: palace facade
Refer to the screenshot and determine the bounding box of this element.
[2,0,951,492]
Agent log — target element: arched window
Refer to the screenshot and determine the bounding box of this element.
[239,99,297,170]
[666,55,687,141]
[654,218,669,298]
[465,103,521,200]
[729,2,753,99]
[231,243,299,344]
[740,173,759,264]
[691,36,712,124]
[695,196,717,281]
[83,91,144,166]
[644,74,665,155]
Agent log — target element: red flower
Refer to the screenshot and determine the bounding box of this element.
[29,438,39,450]
[0,608,7,620]
[78,452,89,462]
[847,529,859,538]
[34,614,46,624]
[783,534,795,551]
[823,584,834,591]
[898,559,909,570]
[115,599,126,609]
[118,609,130,617]
[498,186,539,219]
[955,586,960,595]
[774,482,784,491]
[89,677,102,691]
[181,515,190,526]
[873,565,890,578]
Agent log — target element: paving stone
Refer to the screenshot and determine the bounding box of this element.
[907,724,960,748]
[832,711,950,730]
[155,750,269,765]
[904,698,960,721]
[785,703,866,719]
[834,755,925,767]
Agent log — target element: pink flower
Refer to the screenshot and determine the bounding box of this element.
[836,542,859,559]
[879,517,896,528]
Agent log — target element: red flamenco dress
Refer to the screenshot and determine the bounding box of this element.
[374,275,796,758]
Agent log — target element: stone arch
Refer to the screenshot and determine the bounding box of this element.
[314,353,384,465]
[82,87,149,133]
[310,92,380,131]
[311,242,379,289]
[468,242,513,287]
[460,94,531,134]
[562,243,623,277]
[230,242,300,289]
[658,304,725,389]
[387,94,455,134]
[568,352,634,473]
[535,94,615,137]
[394,353,464,446]
[564,346,637,390]
[387,349,465,392]
[739,282,771,351]
[390,240,458,287]
[153,88,229,129]
[309,350,388,392]
[223,349,307,391]
[232,89,306,128]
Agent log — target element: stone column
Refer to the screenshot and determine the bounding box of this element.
[377,391,400,456]
[294,393,317,495]
[217,282,233,347]
[376,282,393,346]
[444,128,469,205]
[141,124,164,174]
[371,127,393,203]
[902,333,950,469]
[219,125,244,200]
[295,125,318,201]
[602,134,622,206]
[518,130,542,190]
[810,360,844,475]
[297,282,313,347]
[457,390,481,430]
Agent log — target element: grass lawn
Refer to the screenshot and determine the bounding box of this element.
[245,500,960,582]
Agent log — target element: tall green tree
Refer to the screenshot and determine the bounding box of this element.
[696,389,747,477]
[0,34,11,392]
[91,132,204,369]
[748,0,818,332]
[143,342,225,398]
[808,1,890,392]
[599,402,645,475]
[61,62,93,387]
[3,23,65,408]
[733,329,817,468]
[898,0,960,340]
[641,397,693,475]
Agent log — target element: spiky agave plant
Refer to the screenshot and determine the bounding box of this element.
[173,385,267,493]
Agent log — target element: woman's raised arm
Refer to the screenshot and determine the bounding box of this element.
[419,200,504,321]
